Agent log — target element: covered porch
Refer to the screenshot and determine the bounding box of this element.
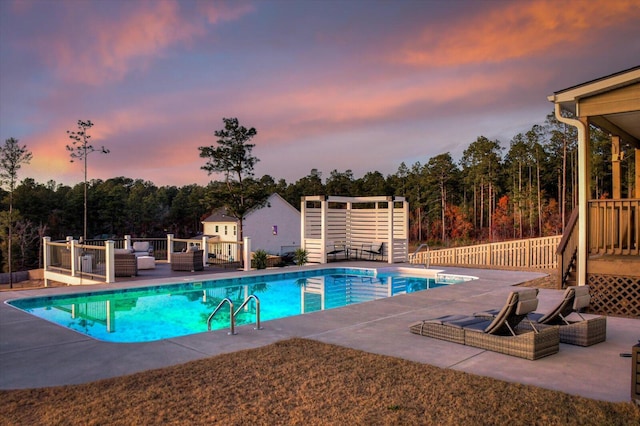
[549,66,640,317]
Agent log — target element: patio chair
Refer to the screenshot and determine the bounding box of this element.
[171,249,204,272]
[114,251,138,277]
[363,241,383,260]
[132,241,153,258]
[326,241,346,261]
[410,289,559,360]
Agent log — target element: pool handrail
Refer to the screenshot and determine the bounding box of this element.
[207,297,235,335]
[234,294,262,331]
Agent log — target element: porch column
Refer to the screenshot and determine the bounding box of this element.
[577,118,590,286]
[636,149,640,198]
[611,136,621,199]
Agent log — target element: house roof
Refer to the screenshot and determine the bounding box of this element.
[202,208,238,223]
[201,193,299,223]
[548,66,640,146]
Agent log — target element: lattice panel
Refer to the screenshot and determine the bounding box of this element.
[587,274,640,318]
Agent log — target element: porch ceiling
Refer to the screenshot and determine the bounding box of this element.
[591,111,640,148]
[548,66,640,147]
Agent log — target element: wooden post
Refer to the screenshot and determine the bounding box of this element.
[612,136,621,199]
[636,149,640,198]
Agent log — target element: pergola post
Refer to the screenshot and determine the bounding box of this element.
[321,196,328,263]
[387,197,394,264]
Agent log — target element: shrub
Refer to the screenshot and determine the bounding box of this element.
[253,249,268,269]
[293,248,308,266]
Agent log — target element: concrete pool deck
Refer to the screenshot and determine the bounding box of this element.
[1,263,638,403]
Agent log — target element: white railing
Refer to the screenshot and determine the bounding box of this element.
[43,237,113,286]
[409,235,562,269]
[43,234,247,286]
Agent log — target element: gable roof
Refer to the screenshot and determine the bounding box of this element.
[202,208,238,223]
[202,193,300,223]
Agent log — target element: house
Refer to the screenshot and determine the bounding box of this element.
[202,193,301,255]
[548,66,640,317]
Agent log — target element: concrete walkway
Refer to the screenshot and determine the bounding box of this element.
[1,264,637,403]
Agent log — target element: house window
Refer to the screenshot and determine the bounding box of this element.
[215,225,219,233]
[224,226,228,235]
[233,226,236,236]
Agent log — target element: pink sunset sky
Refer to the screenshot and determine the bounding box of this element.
[1,0,639,188]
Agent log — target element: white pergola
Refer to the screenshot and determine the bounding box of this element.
[300,195,409,264]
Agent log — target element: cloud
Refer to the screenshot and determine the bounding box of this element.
[394,0,640,67]
[25,0,254,86]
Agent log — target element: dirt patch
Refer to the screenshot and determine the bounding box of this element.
[1,338,638,425]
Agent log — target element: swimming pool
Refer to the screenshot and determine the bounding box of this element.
[8,268,475,343]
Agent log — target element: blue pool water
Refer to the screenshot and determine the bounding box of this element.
[8,268,472,343]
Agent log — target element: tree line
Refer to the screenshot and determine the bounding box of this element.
[1,111,636,273]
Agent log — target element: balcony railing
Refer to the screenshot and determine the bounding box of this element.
[588,199,639,256]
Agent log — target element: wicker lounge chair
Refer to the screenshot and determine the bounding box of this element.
[476,286,606,347]
[409,289,560,360]
[171,249,204,272]
[522,286,606,346]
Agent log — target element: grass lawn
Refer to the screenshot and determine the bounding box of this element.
[1,338,639,425]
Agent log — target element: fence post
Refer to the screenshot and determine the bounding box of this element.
[43,237,51,287]
[526,239,531,268]
[70,239,78,277]
[243,237,251,271]
[202,236,209,267]
[124,235,132,250]
[105,240,115,283]
[167,234,174,264]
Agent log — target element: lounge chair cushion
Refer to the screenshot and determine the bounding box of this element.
[482,291,519,334]
[483,289,537,335]
[427,314,486,329]
[534,287,575,324]
[573,286,590,310]
[133,242,150,252]
[515,289,539,315]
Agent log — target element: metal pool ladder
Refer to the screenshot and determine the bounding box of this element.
[207,295,262,335]
[411,243,430,269]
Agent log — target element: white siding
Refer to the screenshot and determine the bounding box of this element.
[243,194,301,254]
[203,222,237,243]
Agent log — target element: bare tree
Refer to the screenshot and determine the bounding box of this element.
[0,138,32,288]
[66,120,109,241]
